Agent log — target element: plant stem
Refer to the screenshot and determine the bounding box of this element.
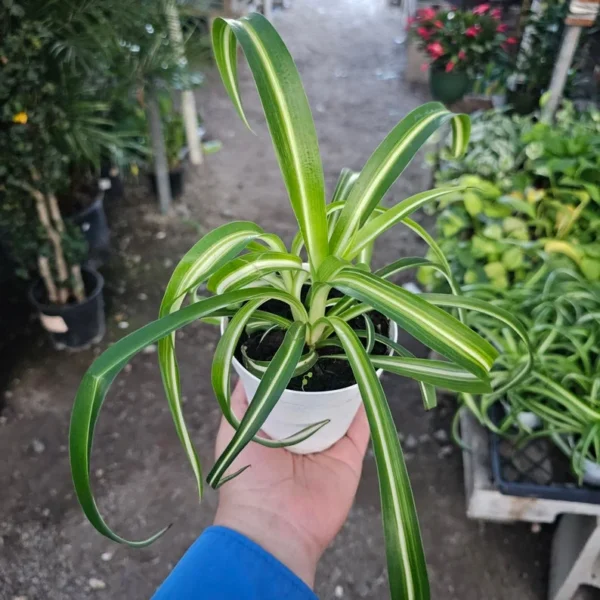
[38,256,58,304]
[71,265,86,303]
[29,186,69,304]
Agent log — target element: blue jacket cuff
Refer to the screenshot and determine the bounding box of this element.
[152,525,318,600]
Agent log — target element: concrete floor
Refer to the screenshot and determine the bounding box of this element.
[0,1,552,598]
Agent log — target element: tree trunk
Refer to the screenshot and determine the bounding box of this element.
[165,0,203,166]
[147,90,172,214]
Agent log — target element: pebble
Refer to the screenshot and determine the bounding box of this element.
[531,523,541,534]
[137,292,148,301]
[433,429,449,443]
[101,551,114,562]
[88,578,106,590]
[334,585,344,598]
[155,231,167,240]
[4,390,13,399]
[124,364,132,373]
[31,439,45,454]
[118,321,129,329]
[404,434,418,450]
[95,469,104,478]
[0,416,7,425]
[438,445,453,459]
[142,344,157,354]
[41,508,50,517]
[163,258,173,268]
[418,433,431,444]
[13,596,28,600]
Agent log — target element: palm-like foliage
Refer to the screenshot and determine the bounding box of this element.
[70,14,531,600]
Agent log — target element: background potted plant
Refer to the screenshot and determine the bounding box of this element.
[460,267,600,486]
[70,14,530,599]
[0,19,110,349]
[409,4,516,104]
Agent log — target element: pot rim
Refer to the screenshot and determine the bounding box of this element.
[29,266,104,312]
[221,317,399,397]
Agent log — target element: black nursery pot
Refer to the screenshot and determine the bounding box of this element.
[71,192,110,267]
[29,267,106,350]
[149,168,184,198]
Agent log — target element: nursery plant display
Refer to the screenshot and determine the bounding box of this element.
[1,0,209,347]
[409,4,515,103]
[69,14,530,600]
[420,103,600,291]
[460,266,600,485]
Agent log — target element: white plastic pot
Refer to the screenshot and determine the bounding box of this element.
[221,318,398,455]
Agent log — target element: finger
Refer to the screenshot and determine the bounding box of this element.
[345,403,370,457]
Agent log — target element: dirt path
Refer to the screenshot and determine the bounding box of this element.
[0,1,550,599]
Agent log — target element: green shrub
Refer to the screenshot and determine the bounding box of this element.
[420,104,600,291]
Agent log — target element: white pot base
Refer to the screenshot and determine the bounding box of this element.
[222,319,398,454]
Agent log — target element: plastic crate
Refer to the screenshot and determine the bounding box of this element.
[489,405,600,504]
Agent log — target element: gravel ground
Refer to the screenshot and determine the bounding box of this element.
[0,1,552,598]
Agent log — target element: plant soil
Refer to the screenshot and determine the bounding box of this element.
[234,292,390,392]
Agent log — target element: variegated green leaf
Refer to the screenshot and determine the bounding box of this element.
[346,187,465,259]
[157,222,267,500]
[331,267,498,379]
[71,287,292,546]
[212,14,328,271]
[328,317,429,600]
[207,322,307,487]
[207,251,303,294]
[421,293,533,394]
[330,103,470,255]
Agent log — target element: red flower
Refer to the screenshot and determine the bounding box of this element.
[458,49,466,60]
[445,61,455,72]
[506,36,518,44]
[496,23,508,32]
[407,16,416,26]
[491,8,502,19]
[426,42,445,59]
[465,25,481,37]
[433,20,444,29]
[418,7,437,20]
[472,3,490,14]
[420,63,429,72]
[417,27,431,40]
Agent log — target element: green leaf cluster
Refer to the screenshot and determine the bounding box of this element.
[420,105,600,291]
[461,267,600,483]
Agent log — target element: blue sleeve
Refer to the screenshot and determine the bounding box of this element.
[152,525,318,600]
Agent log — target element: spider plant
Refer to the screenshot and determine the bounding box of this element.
[460,266,600,482]
[69,14,530,600]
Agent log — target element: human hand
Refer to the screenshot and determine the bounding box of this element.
[214,381,370,588]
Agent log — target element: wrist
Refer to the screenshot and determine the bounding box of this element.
[214,502,320,588]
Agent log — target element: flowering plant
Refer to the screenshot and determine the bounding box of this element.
[409,5,516,75]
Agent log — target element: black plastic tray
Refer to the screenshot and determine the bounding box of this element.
[489,405,600,504]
